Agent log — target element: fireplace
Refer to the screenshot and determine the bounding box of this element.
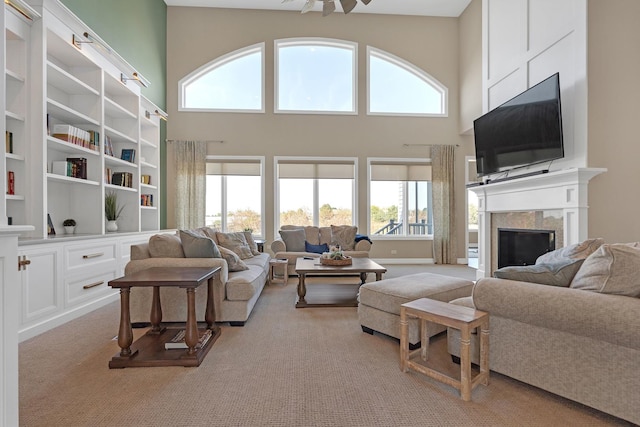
[468,168,606,279]
[497,228,555,268]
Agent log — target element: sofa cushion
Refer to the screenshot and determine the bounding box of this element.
[493,259,584,287]
[226,265,265,301]
[218,246,249,272]
[179,230,221,258]
[305,241,329,254]
[319,227,332,245]
[280,228,306,252]
[330,225,357,251]
[536,238,604,264]
[569,243,640,297]
[243,231,261,256]
[216,232,254,259]
[149,233,185,258]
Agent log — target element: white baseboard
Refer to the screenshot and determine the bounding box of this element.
[373,258,471,265]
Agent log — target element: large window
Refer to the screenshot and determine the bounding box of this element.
[276,158,357,230]
[367,47,447,116]
[275,38,357,114]
[206,157,264,236]
[179,43,264,112]
[368,159,433,238]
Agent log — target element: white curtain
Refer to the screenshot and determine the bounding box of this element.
[431,145,457,264]
[172,140,207,229]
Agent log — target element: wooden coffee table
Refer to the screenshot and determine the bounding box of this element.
[295,257,386,308]
[108,266,221,368]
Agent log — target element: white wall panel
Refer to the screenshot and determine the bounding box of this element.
[486,0,527,81]
[529,0,577,53]
[487,67,526,110]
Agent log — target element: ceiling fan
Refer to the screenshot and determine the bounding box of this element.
[283,0,373,17]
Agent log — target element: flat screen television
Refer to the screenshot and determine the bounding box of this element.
[473,73,564,177]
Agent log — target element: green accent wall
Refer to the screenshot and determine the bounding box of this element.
[60,0,168,228]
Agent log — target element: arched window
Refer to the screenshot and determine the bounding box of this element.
[275,38,357,114]
[367,46,447,116]
[179,43,264,112]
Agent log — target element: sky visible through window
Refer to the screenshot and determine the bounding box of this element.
[277,44,354,112]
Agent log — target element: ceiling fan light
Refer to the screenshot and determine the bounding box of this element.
[339,0,357,14]
[301,0,316,13]
[361,0,372,4]
[322,0,336,16]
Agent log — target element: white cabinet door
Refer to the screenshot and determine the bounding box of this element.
[18,244,62,339]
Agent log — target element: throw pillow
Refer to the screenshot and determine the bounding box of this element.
[493,259,584,287]
[305,241,329,254]
[218,246,249,272]
[569,243,640,297]
[216,232,254,259]
[536,238,604,264]
[148,233,185,258]
[179,230,221,258]
[279,228,306,252]
[243,231,261,256]
[330,225,357,251]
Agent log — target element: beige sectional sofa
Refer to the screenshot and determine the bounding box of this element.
[126,228,270,326]
[447,240,640,424]
[271,225,372,275]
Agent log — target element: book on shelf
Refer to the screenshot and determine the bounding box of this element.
[141,174,151,185]
[5,131,13,153]
[66,158,88,180]
[52,124,91,149]
[105,167,112,184]
[88,130,100,152]
[7,171,15,195]
[120,148,136,163]
[104,135,114,157]
[47,213,56,235]
[164,329,213,350]
[111,171,133,187]
[140,194,153,207]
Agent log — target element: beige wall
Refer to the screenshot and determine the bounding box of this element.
[587,0,640,242]
[166,7,477,260]
[458,0,482,134]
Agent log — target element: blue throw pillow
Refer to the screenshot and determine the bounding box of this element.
[305,241,329,254]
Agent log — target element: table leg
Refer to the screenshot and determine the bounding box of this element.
[375,272,383,281]
[184,288,199,355]
[360,272,367,285]
[420,319,429,361]
[149,286,163,334]
[399,307,408,372]
[297,273,307,304]
[460,326,472,401]
[480,320,490,386]
[205,276,215,329]
[117,287,133,357]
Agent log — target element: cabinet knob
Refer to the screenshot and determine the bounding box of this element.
[18,255,31,271]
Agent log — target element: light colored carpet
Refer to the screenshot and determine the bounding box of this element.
[19,265,628,426]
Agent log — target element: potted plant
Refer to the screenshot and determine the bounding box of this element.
[63,219,76,234]
[105,191,124,232]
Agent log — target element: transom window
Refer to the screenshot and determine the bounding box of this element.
[367,47,447,116]
[368,159,433,238]
[275,38,357,114]
[179,43,264,112]
[275,157,357,231]
[206,157,265,237]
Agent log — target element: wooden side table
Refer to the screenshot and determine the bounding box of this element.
[269,259,288,286]
[400,298,489,401]
[108,266,221,368]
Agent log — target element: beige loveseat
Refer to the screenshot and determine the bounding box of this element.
[447,240,640,424]
[270,225,372,275]
[126,228,270,326]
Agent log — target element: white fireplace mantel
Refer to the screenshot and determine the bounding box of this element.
[470,168,606,279]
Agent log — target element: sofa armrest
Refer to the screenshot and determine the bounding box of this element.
[473,278,640,351]
[271,239,286,253]
[125,257,229,285]
[354,239,371,252]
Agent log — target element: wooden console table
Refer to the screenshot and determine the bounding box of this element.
[108,266,221,368]
[400,298,489,401]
